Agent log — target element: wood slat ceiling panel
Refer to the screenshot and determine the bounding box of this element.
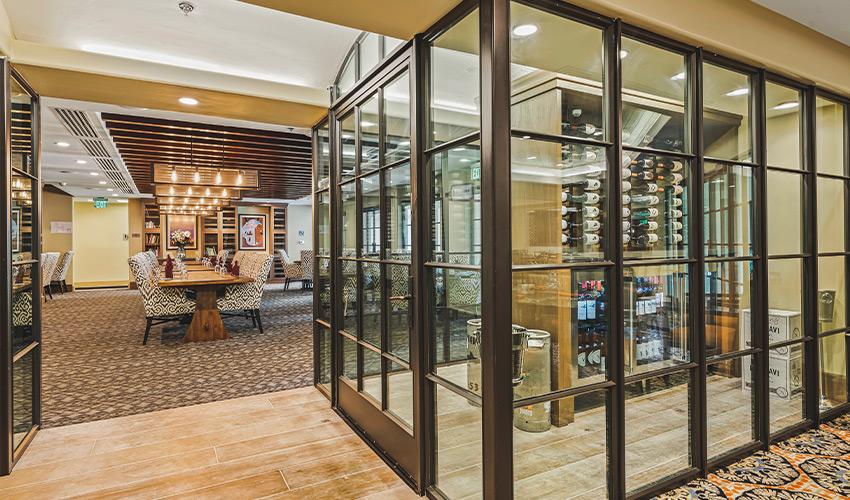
[102,113,313,199]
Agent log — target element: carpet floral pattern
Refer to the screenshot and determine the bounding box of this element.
[42,284,313,428]
[657,414,850,499]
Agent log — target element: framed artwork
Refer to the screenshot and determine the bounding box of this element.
[165,215,198,250]
[11,208,20,253]
[239,214,266,250]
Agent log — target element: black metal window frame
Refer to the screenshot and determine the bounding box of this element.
[311,0,850,498]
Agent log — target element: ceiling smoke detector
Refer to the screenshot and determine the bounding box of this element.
[178,2,194,15]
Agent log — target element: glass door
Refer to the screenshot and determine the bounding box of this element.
[331,56,420,486]
[2,61,42,475]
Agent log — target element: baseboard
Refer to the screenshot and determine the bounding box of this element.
[74,280,130,289]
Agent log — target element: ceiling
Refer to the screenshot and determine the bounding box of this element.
[751,0,850,48]
[41,96,312,201]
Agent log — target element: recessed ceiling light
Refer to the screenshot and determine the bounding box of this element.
[512,24,538,37]
[98,181,107,184]
[361,121,376,127]
[772,101,799,110]
[76,160,87,164]
[179,97,199,105]
[107,188,114,192]
[112,193,118,197]
[89,172,99,176]
[56,142,70,147]
[619,50,629,59]
[527,156,537,160]
[670,72,686,81]
[460,159,470,163]
[726,88,749,96]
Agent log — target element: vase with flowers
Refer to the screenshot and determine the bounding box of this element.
[170,229,192,261]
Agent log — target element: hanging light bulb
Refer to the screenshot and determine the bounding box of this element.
[169,186,175,195]
[214,198,219,205]
[205,187,210,196]
[171,166,178,181]
[184,197,189,204]
[215,169,222,184]
[236,170,243,185]
[169,197,174,203]
[201,198,205,204]
[188,186,193,195]
[222,188,228,197]
[193,168,200,183]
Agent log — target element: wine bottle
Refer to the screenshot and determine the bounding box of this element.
[668,172,684,184]
[631,195,660,206]
[622,168,632,179]
[633,171,654,181]
[632,232,659,246]
[667,208,683,219]
[631,183,659,194]
[622,207,631,218]
[668,233,684,243]
[670,197,683,207]
[622,233,631,244]
[668,185,684,195]
[632,158,654,169]
[670,221,683,230]
[582,206,600,218]
[657,159,683,171]
[563,220,601,231]
[633,220,659,231]
[562,192,600,204]
[622,194,631,205]
[632,208,659,218]
[622,221,631,231]
[582,234,601,245]
[563,178,601,190]
[621,155,633,168]
[622,181,632,192]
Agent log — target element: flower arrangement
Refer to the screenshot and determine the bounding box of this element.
[170,229,192,248]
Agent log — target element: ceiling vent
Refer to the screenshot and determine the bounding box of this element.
[50,107,139,195]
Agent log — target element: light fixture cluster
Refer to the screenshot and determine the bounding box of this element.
[151,162,256,215]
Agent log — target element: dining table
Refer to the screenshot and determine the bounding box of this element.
[158,268,254,343]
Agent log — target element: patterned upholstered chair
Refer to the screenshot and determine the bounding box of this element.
[218,253,274,333]
[300,250,314,290]
[128,253,195,345]
[216,249,229,266]
[51,251,74,293]
[278,249,303,290]
[41,252,60,300]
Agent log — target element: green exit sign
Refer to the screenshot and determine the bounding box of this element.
[93,197,108,208]
[471,165,481,180]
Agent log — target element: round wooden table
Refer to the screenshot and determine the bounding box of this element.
[158,270,254,343]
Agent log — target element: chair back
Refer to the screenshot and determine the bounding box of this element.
[233,251,245,265]
[279,249,292,264]
[253,254,275,295]
[41,252,60,287]
[52,251,74,281]
[300,250,314,280]
[217,249,229,265]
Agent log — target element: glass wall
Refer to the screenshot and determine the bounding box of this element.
[335,33,412,101]
[315,2,850,498]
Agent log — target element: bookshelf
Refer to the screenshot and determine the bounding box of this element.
[143,203,162,257]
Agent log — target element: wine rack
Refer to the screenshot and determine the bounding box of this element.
[622,152,685,253]
[270,206,287,282]
[560,143,603,255]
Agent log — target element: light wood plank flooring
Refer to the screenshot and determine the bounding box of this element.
[0,387,419,500]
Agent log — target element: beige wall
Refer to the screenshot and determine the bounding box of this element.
[42,190,74,285]
[72,201,130,287]
[286,204,313,261]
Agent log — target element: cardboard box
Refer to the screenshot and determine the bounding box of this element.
[742,354,803,402]
[741,309,803,358]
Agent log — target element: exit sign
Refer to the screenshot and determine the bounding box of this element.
[471,165,481,180]
[93,197,108,208]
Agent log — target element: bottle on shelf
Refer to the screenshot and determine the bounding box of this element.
[622,181,632,192]
[582,206,600,218]
[622,207,631,218]
[622,220,631,231]
[632,158,654,169]
[631,232,659,247]
[632,220,659,231]
[563,178,602,190]
[631,182,659,194]
[667,233,684,243]
[622,194,631,205]
[666,208,683,219]
[656,158,683,171]
[631,207,659,218]
[562,220,601,231]
[670,221,683,230]
[670,197,683,207]
[631,195,660,206]
[667,185,684,195]
[563,192,601,204]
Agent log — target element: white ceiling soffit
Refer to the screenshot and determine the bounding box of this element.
[750,0,850,47]
[3,0,360,102]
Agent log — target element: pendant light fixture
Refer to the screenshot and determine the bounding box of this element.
[169,186,175,194]
[236,170,243,185]
[205,187,210,196]
[188,186,193,195]
[171,166,178,181]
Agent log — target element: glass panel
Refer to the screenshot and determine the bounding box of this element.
[513,268,608,399]
[705,261,752,358]
[317,191,330,256]
[13,349,35,450]
[388,264,411,362]
[623,155,689,260]
[820,332,848,411]
[819,256,847,333]
[707,357,755,459]
[386,163,412,260]
[767,170,803,256]
[703,163,754,258]
[621,38,686,153]
[361,174,381,258]
[317,257,331,323]
[317,324,332,390]
[509,2,604,139]
[11,77,35,176]
[816,97,847,176]
[337,52,356,99]
[766,346,805,433]
[385,71,411,164]
[340,113,357,181]
[512,138,606,264]
[341,182,357,257]
[513,390,608,499]
[342,261,358,336]
[12,174,34,257]
[361,261,381,347]
[431,141,482,266]
[817,177,846,253]
[362,346,382,405]
[625,371,691,494]
[384,36,404,56]
[341,334,358,382]
[435,384,482,499]
[766,82,802,170]
[360,95,380,174]
[703,64,752,162]
[317,125,330,189]
[433,267,481,394]
[431,9,480,146]
[767,259,805,341]
[624,265,690,375]
[388,361,413,428]
[359,33,380,78]
[12,270,34,355]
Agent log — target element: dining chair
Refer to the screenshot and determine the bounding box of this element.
[41,252,60,300]
[216,249,229,266]
[51,251,74,293]
[218,253,274,333]
[278,249,303,290]
[232,251,245,266]
[300,250,314,290]
[128,253,196,345]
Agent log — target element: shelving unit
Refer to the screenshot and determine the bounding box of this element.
[271,206,287,281]
[142,203,162,257]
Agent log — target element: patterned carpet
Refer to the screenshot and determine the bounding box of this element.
[657,414,850,499]
[41,283,314,428]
